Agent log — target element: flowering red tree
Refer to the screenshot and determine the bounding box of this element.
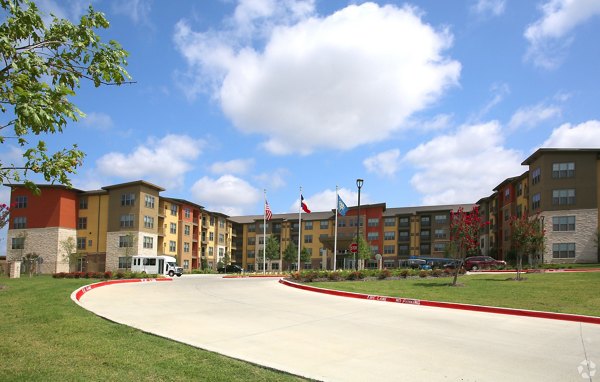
[510,213,545,281]
[0,203,10,229]
[450,206,488,286]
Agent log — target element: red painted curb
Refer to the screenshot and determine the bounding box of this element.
[222,275,286,279]
[279,279,600,325]
[73,278,172,301]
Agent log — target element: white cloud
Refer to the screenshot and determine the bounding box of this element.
[174,2,460,154]
[112,0,153,26]
[471,0,506,17]
[542,120,600,147]
[289,187,368,213]
[0,145,25,168]
[191,175,261,215]
[471,83,510,121]
[209,158,255,174]
[404,121,524,205]
[254,168,289,190]
[508,103,561,130]
[81,112,114,130]
[524,0,600,69]
[363,149,401,177]
[95,134,204,189]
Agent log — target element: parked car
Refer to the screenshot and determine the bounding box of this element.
[218,264,244,273]
[442,260,462,270]
[404,259,432,270]
[464,256,506,271]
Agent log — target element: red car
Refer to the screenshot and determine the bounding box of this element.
[464,256,506,271]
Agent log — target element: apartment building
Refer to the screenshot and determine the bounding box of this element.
[522,148,599,263]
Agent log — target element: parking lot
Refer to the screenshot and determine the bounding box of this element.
[77,275,600,381]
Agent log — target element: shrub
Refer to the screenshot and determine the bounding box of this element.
[432,269,443,277]
[418,270,429,278]
[399,269,409,278]
[115,272,125,279]
[103,271,112,279]
[377,269,391,280]
[328,271,342,281]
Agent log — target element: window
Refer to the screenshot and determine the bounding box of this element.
[118,257,132,269]
[144,195,155,209]
[208,247,213,256]
[15,195,27,208]
[384,231,395,240]
[184,208,191,219]
[384,260,395,268]
[367,232,379,241]
[271,263,279,270]
[420,230,430,239]
[399,217,409,227]
[384,217,396,227]
[121,193,135,206]
[184,242,190,253]
[532,168,541,184]
[434,229,446,239]
[88,239,93,247]
[516,205,523,218]
[79,197,88,209]
[420,216,430,226]
[120,214,134,228]
[169,241,176,252]
[553,216,575,231]
[170,223,177,234]
[184,225,190,235]
[398,244,409,256]
[218,248,224,257]
[504,209,510,221]
[320,220,329,229]
[119,236,134,248]
[552,162,575,178]
[504,188,510,202]
[219,234,224,244]
[183,260,190,269]
[210,216,215,226]
[247,250,255,258]
[420,244,430,255]
[143,236,153,249]
[552,189,575,205]
[144,216,154,229]
[399,231,409,241]
[209,232,214,241]
[219,219,225,228]
[337,219,346,227]
[516,183,523,197]
[248,237,256,245]
[13,216,26,229]
[532,193,541,210]
[77,217,87,230]
[383,245,395,254]
[434,215,447,224]
[11,237,25,249]
[370,245,379,254]
[305,221,313,230]
[553,243,575,258]
[434,243,446,252]
[368,218,379,227]
[171,204,178,216]
[304,234,313,243]
[248,224,255,232]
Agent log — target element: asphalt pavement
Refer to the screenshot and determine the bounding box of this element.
[76,275,600,381]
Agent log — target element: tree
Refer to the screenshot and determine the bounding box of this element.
[22,252,39,277]
[263,235,280,271]
[299,247,311,269]
[356,234,371,270]
[449,206,487,286]
[121,233,137,271]
[0,0,131,191]
[0,203,10,228]
[510,213,545,281]
[282,242,297,271]
[60,236,81,271]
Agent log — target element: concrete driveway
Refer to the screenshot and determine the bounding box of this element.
[77,275,599,381]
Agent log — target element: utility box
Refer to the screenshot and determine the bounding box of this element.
[9,261,21,278]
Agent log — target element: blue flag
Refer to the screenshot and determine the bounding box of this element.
[337,195,348,216]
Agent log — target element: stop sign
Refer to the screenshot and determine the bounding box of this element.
[350,243,358,253]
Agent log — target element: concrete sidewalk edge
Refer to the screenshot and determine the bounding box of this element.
[279,278,600,325]
[70,278,172,305]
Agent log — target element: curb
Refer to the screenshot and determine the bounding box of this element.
[223,275,287,279]
[71,278,172,304]
[279,279,600,325]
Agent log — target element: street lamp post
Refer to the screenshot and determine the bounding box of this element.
[355,178,363,270]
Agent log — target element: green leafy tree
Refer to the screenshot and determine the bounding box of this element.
[0,0,131,191]
[121,233,137,271]
[510,213,545,281]
[263,235,280,271]
[59,236,80,271]
[356,234,371,270]
[282,242,297,271]
[300,247,311,269]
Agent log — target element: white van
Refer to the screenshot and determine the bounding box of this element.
[131,255,183,277]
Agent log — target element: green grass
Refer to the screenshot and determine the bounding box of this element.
[310,272,600,317]
[0,276,309,382]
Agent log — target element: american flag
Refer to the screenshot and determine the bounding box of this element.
[265,200,272,221]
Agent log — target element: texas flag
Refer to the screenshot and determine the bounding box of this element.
[301,194,311,213]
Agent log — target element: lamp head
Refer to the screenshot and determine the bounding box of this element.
[356,178,364,188]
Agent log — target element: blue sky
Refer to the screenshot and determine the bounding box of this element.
[3,0,600,217]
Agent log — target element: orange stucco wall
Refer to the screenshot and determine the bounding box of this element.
[10,187,77,229]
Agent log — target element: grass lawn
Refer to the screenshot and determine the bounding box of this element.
[310,272,600,317]
[0,276,309,382]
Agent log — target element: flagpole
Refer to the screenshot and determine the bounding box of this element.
[297,186,302,272]
[334,186,338,272]
[263,189,267,275]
